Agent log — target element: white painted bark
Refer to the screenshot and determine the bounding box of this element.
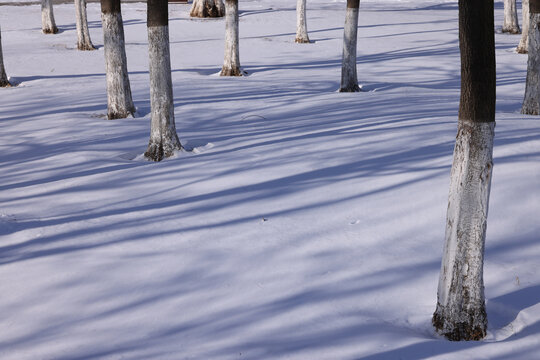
[295,0,310,43]
[41,0,58,34]
[522,13,540,115]
[101,12,136,119]
[517,0,530,53]
[145,25,182,161]
[190,0,225,18]
[75,0,96,50]
[340,7,360,92]
[221,0,242,76]
[433,120,494,341]
[0,26,10,87]
[502,0,521,34]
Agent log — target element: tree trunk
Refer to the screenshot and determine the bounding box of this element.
[339,0,360,92]
[221,0,242,76]
[101,0,136,119]
[502,0,521,34]
[190,0,225,18]
[522,7,540,115]
[0,26,10,87]
[295,0,310,43]
[75,0,96,50]
[145,0,182,162]
[433,0,495,342]
[517,0,530,53]
[41,0,58,34]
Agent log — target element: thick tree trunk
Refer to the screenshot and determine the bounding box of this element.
[339,0,360,92]
[41,0,58,34]
[0,26,11,87]
[295,0,310,43]
[75,0,96,50]
[190,0,225,18]
[221,0,242,76]
[433,0,496,342]
[101,0,136,119]
[502,0,521,34]
[517,0,530,53]
[145,0,182,162]
[522,11,540,114]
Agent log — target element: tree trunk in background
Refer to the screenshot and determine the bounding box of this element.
[75,0,96,50]
[522,2,540,114]
[339,0,360,92]
[221,0,242,76]
[145,0,182,162]
[0,26,10,87]
[41,0,58,34]
[101,0,136,119]
[295,0,310,43]
[517,0,530,53]
[433,0,495,342]
[190,0,225,18]
[502,0,521,34]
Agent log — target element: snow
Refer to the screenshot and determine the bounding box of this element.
[0,0,539,359]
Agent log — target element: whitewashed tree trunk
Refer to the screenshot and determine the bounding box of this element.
[340,0,360,92]
[101,0,136,119]
[502,0,521,34]
[221,0,242,76]
[517,0,530,53]
[295,0,310,43]
[0,26,10,87]
[145,0,182,161]
[75,0,96,50]
[41,0,58,34]
[522,12,540,115]
[190,0,225,18]
[433,0,495,342]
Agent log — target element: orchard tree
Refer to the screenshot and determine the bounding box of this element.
[100,0,136,119]
[41,0,58,34]
[144,0,182,161]
[522,0,540,114]
[339,0,360,92]
[221,0,242,76]
[75,0,96,50]
[517,0,530,53]
[433,0,496,341]
[190,0,225,18]
[502,0,520,34]
[0,26,10,87]
[295,0,310,43]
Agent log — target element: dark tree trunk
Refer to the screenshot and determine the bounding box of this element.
[144,0,182,161]
[101,0,136,119]
[0,26,11,87]
[433,0,496,341]
[522,0,540,114]
[339,0,360,92]
[221,0,242,76]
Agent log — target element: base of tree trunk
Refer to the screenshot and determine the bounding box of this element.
[502,27,521,35]
[190,4,225,17]
[42,27,59,34]
[516,46,528,54]
[295,37,311,44]
[433,303,487,341]
[77,43,97,51]
[0,79,11,87]
[144,141,182,162]
[220,66,244,76]
[339,84,361,92]
[107,110,135,120]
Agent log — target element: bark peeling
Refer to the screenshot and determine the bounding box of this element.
[339,3,360,92]
[295,0,310,44]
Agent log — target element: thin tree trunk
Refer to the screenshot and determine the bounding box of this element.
[145,0,182,161]
[295,0,310,43]
[502,0,521,34]
[522,5,540,115]
[517,0,530,53]
[221,0,242,76]
[41,0,58,34]
[339,0,360,92]
[190,0,225,18]
[0,26,11,87]
[75,0,96,50]
[101,0,136,119]
[433,0,495,342]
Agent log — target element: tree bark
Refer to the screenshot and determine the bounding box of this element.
[101,0,136,119]
[517,0,530,53]
[502,0,521,34]
[0,26,10,87]
[41,0,58,34]
[190,0,225,18]
[295,0,310,43]
[339,0,360,92]
[75,0,96,50]
[145,0,182,161]
[522,9,540,114]
[221,0,242,76]
[433,0,495,342]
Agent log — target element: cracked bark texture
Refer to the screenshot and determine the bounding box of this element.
[295,0,310,43]
[41,0,58,34]
[517,0,530,53]
[145,0,182,161]
[75,0,96,50]
[221,0,242,76]
[339,0,360,92]
[522,12,540,114]
[190,0,224,18]
[502,0,521,34]
[0,26,10,87]
[101,0,136,119]
[433,0,495,342]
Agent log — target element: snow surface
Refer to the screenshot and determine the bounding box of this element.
[1,0,539,359]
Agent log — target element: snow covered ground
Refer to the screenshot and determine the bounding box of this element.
[0,0,539,359]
